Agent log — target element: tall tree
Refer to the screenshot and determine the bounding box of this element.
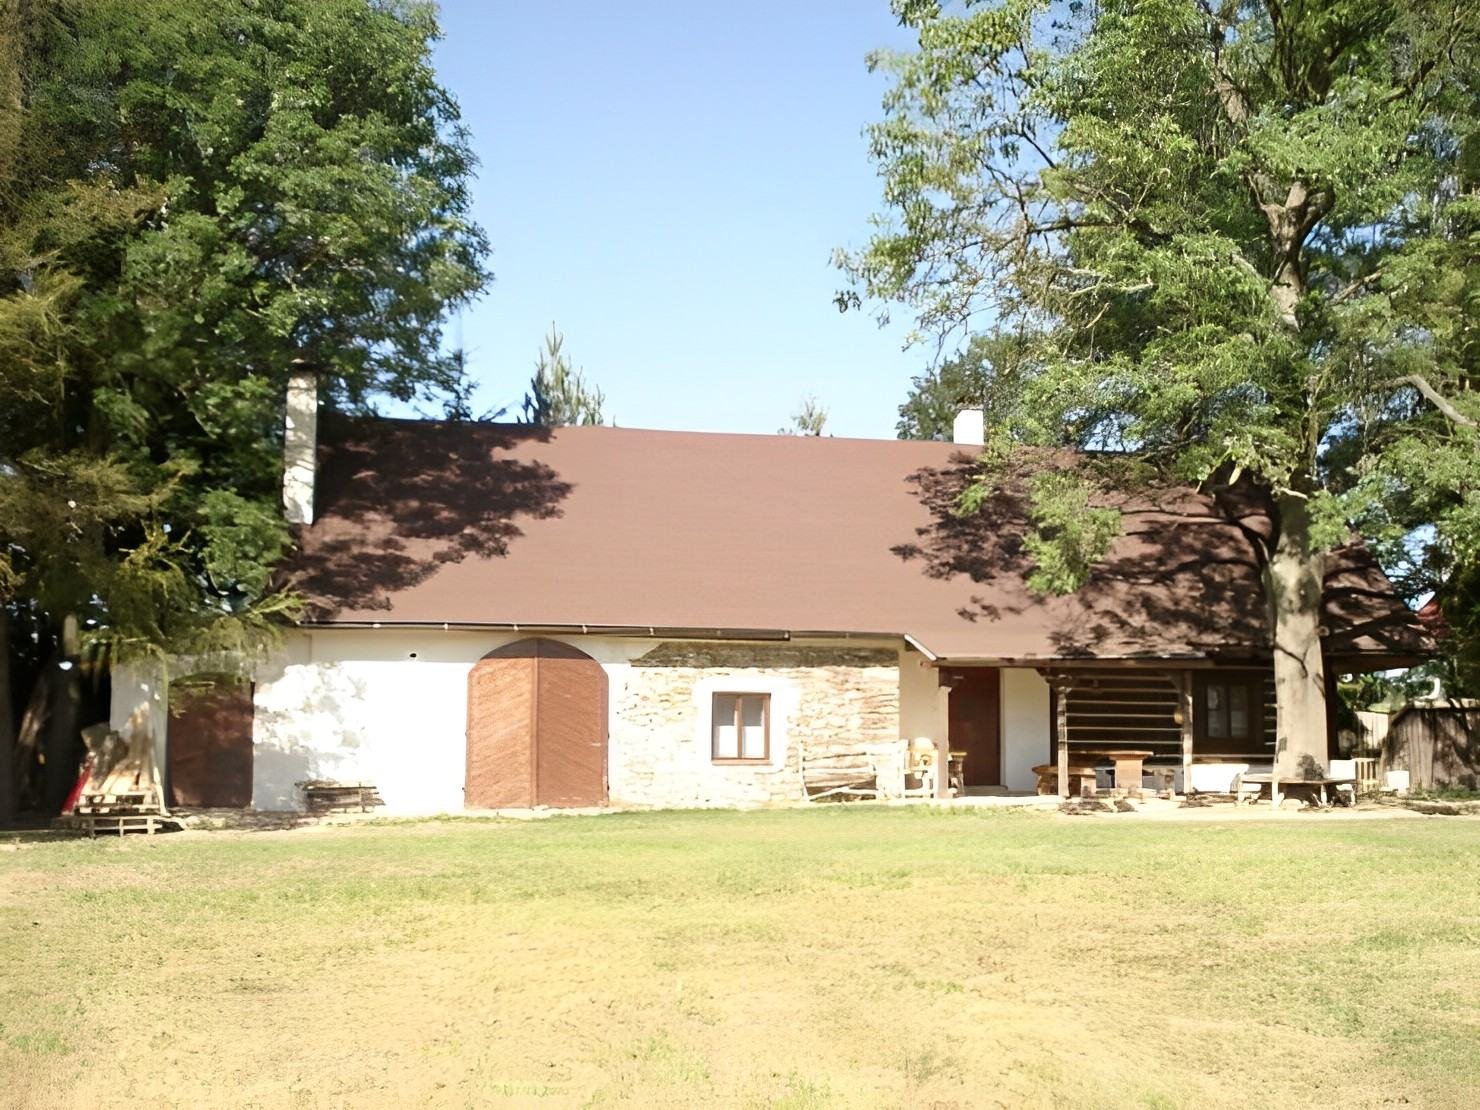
[842,0,1479,773]
[0,0,489,817]
[896,332,1035,439]
[520,325,606,427]
[779,395,829,436]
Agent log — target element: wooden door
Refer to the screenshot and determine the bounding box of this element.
[948,669,1002,788]
[466,639,608,809]
[532,642,608,807]
[167,678,254,807]
[466,650,538,808]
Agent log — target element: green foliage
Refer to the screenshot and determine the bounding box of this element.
[1337,670,1433,714]
[897,330,1038,440]
[779,395,828,436]
[1020,472,1123,595]
[1429,565,1480,697]
[520,325,606,427]
[0,0,490,663]
[845,0,1480,607]
[898,339,989,440]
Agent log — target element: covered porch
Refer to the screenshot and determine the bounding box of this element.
[1038,665,1277,800]
[908,656,1287,802]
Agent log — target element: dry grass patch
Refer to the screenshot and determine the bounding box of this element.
[3,807,1479,1108]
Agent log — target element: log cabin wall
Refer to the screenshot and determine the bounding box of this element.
[1049,671,1185,764]
[1043,665,1281,797]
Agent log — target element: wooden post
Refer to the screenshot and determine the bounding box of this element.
[0,607,14,826]
[1180,672,1194,798]
[1056,683,1070,800]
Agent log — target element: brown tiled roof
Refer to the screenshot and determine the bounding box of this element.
[283,418,1430,666]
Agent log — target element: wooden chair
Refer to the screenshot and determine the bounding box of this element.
[903,739,938,799]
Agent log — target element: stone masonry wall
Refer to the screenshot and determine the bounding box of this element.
[610,643,900,807]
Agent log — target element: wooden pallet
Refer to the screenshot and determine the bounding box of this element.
[301,783,385,813]
[77,813,175,836]
[60,787,175,836]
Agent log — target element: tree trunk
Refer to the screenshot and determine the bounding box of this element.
[1265,492,1329,778]
[42,658,81,814]
[0,608,14,825]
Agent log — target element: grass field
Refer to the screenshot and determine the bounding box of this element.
[3,808,1480,1109]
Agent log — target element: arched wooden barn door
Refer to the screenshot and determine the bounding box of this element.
[466,639,608,808]
[167,676,254,807]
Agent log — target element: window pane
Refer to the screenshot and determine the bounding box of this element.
[1206,685,1226,738]
[1229,686,1249,738]
[712,694,739,759]
[739,696,767,759]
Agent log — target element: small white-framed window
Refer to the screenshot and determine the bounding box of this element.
[711,693,770,762]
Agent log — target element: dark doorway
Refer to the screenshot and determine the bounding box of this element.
[466,638,608,808]
[948,669,1002,788]
[167,677,254,807]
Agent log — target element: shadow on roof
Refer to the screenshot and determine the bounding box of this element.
[285,419,572,617]
[894,457,1268,658]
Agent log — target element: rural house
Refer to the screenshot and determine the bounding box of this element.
[109,373,1428,813]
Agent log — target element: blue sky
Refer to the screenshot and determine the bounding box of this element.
[431,1,922,438]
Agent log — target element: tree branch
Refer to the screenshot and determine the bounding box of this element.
[1330,269,1382,305]
[1398,374,1477,428]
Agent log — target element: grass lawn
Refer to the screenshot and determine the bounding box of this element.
[3,808,1480,1109]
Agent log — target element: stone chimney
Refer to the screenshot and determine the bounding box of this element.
[282,363,318,525]
[952,407,984,446]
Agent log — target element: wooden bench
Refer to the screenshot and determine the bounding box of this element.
[298,781,385,813]
[801,747,887,802]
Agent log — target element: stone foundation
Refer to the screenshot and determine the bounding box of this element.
[611,643,900,807]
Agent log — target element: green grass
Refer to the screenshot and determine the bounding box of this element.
[3,807,1479,1107]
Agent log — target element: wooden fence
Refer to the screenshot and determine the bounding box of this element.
[1384,706,1480,790]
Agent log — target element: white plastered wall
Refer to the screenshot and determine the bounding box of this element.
[894,659,1052,793]
[248,630,656,813]
[897,648,949,797]
[112,630,655,814]
[117,631,902,814]
[109,632,1050,812]
[1001,668,1051,791]
[109,660,168,765]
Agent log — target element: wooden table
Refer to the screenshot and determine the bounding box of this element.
[1237,774,1357,809]
[1074,749,1156,792]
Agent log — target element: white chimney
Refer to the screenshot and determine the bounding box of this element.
[952,407,985,446]
[283,366,318,525]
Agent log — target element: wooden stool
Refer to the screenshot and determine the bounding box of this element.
[947,751,967,796]
[1032,763,1097,797]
